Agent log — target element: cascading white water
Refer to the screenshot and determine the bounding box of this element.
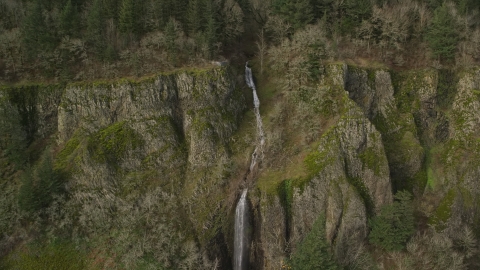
[233,63,265,270]
[245,62,265,172]
[233,189,249,270]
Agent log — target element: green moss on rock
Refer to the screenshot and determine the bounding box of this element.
[88,121,144,165]
[428,189,456,230]
[55,130,83,172]
[359,146,380,176]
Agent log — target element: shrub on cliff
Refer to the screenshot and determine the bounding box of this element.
[288,215,340,270]
[18,152,64,213]
[368,190,415,251]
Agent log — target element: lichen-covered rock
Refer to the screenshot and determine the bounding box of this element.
[345,68,396,118]
[398,69,442,145]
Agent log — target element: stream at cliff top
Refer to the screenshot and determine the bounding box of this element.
[233,63,265,270]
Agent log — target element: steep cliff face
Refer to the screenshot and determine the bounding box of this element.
[0,67,246,269]
[255,64,393,268]
[0,84,64,142]
[290,97,392,264]
[254,64,480,269]
[346,68,425,192]
[430,68,480,235]
[57,67,246,268]
[2,62,480,269]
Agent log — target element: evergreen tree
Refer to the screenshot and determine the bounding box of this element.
[289,215,340,270]
[18,152,63,213]
[204,15,218,59]
[86,0,106,57]
[36,153,61,209]
[171,0,188,26]
[427,0,443,10]
[22,0,53,59]
[276,0,314,30]
[6,86,38,145]
[187,0,204,34]
[338,0,371,35]
[195,0,219,59]
[272,0,288,13]
[426,3,459,62]
[119,0,137,35]
[146,0,168,30]
[18,167,36,213]
[457,0,480,15]
[58,0,79,37]
[311,0,333,21]
[369,190,415,251]
[164,18,178,63]
[103,0,121,20]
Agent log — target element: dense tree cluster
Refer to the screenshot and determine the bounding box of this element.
[368,190,415,251]
[18,152,64,213]
[270,0,480,65]
[0,0,246,81]
[288,216,340,270]
[0,0,480,81]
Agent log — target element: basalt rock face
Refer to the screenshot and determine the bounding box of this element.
[290,98,392,265]
[255,64,480,269]
[435,69,480,236]
[0,84,64,143]
[256,64,393,268]
[1,67,246,269]
[56,67,246,268]
[56,67,244,183]
[345,67,425,192]
[3,63,480,269]
[343,65,480,248]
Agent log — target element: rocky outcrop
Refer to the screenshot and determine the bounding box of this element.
[255,64,480,269]
[291,98,392,265]
[0,84,63,142]
[431,68,480,235]
[346,67,425,192]
[58,67,245,246]
[257,64,393,268]
[451,69,480,140]
[3,62,480,269]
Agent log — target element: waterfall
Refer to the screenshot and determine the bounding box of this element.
[233,189,249,270]
[232,63,264,270]
[245,62,265,172]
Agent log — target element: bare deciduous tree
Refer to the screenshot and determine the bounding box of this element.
[265,15,292,45]
[221,0,245,42]
[250,0,272,24]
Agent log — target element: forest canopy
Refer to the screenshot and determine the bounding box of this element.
[0,0,480,81]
